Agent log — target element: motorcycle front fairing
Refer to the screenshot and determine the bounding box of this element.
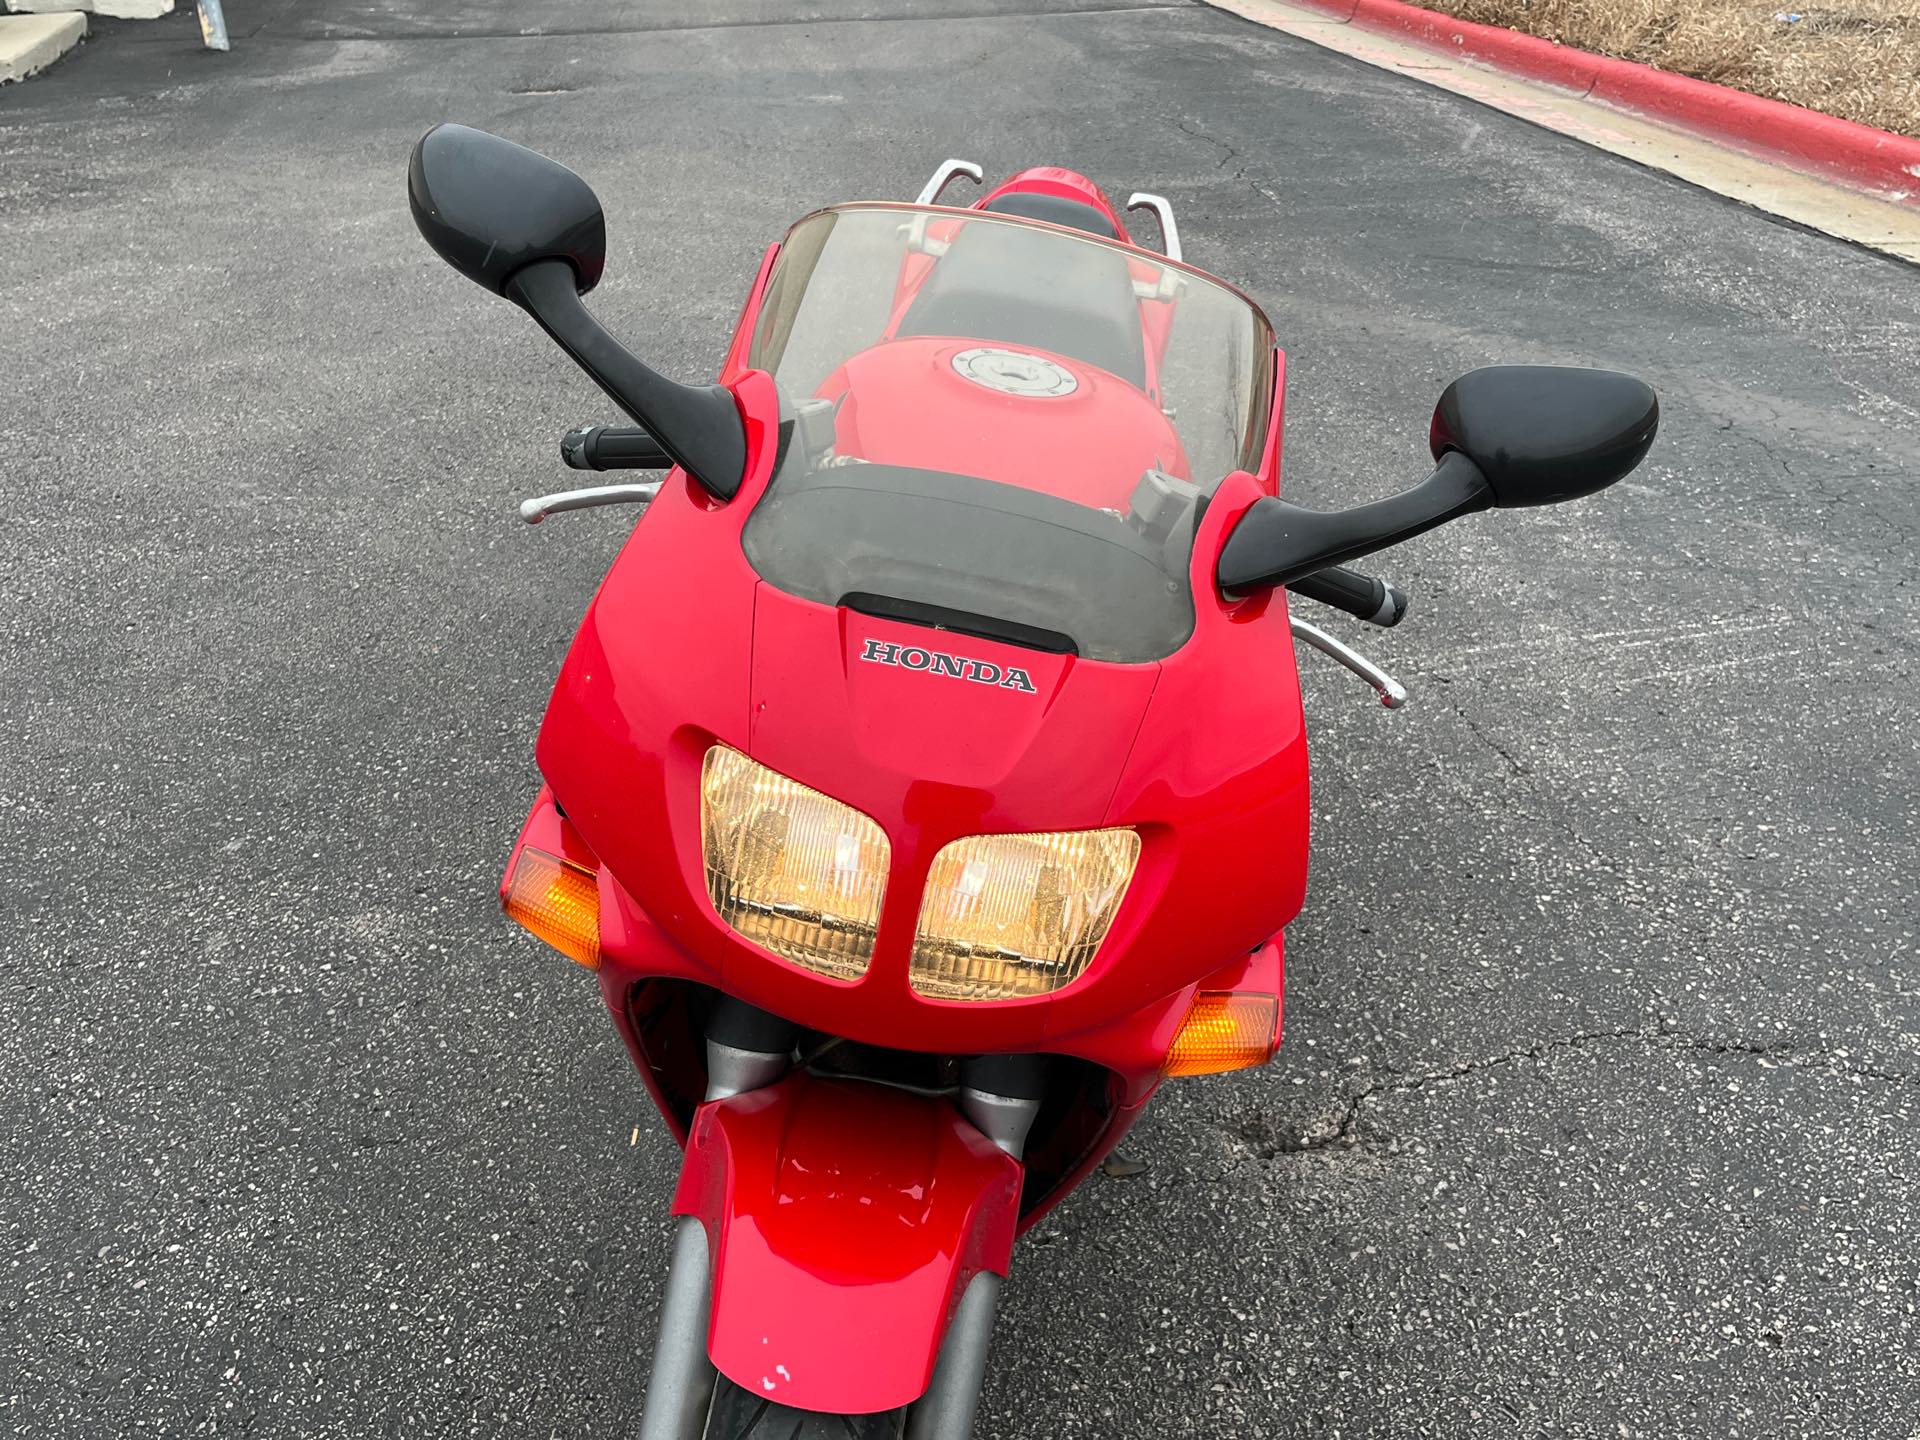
[518,202,1307,1414]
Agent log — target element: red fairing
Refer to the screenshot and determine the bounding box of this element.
[537,362,1307,1066]
[672,1073,1023,1413]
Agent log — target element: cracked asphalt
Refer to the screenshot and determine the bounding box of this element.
[3,1,1917,1436]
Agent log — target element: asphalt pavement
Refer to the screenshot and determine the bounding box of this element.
[2,2,1916,1436]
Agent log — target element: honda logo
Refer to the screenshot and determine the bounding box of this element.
[859,638,1039,694]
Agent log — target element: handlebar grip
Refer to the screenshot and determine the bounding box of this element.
[1290,566,1410,628]
[560,425,673,471]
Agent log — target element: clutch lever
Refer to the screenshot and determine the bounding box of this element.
[519,481,661,525]
[1291,616,1408,709]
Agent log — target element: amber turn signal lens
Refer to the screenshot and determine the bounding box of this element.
[504,846,601,969]
[1165,992,1280,1077]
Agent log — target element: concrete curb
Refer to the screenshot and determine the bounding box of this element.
[1265,0,1920,205]
[7,0,172,18]
[0,10,85,82]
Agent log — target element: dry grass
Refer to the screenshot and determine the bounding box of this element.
[1419,0,1920,136]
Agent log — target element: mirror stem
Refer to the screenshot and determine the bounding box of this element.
[1218,451,1492,595]
[504,260,747,500]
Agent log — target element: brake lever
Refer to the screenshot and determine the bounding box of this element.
[519,481,662,525]
[1290,616,1408,709]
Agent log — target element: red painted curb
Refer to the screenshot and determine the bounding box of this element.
[1284,0,1920,204]
[1350,0,1604,94]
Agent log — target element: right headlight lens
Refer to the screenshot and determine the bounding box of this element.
[700,745,891,982]
[909,828,1140,1001]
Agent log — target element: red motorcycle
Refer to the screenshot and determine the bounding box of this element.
[408,125,1658,1439]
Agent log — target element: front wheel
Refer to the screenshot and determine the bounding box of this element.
[705,1377,907,1440]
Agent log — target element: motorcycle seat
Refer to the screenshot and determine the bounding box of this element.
[979,192,1120,240]
[898,217,1146,388]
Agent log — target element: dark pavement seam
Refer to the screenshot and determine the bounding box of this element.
[1235,1026,1916,1159]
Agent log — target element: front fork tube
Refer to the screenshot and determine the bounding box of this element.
[638,1031,793,1440]
[637,1005,1042,1440]
[639,1216,719,1440]
[904,1075,1042,1440]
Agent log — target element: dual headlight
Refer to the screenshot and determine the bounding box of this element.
[700,746,1139,1001]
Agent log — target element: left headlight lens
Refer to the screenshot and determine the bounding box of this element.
[700,745,891,982]
[910,828,1140,1001]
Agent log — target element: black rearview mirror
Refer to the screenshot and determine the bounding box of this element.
[407,124,746,500]
[1431,365,1659,507]
[1218,365,1659,595]
[408,124,607,297]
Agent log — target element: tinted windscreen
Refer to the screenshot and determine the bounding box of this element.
[742,205,1274,662]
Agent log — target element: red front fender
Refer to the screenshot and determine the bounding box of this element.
[671,1072,1023,1414]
